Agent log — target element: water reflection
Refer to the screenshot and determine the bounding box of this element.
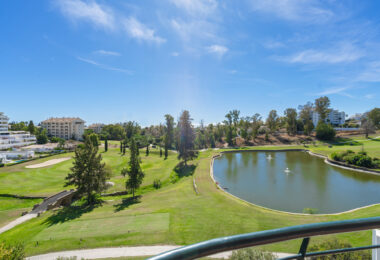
[213,151,380,213]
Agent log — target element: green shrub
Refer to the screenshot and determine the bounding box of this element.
[153,179,162,189]
[303,208,319,214]
[316,122,336,141]
[230,248,275,260]
[309,239,371,259]
[0,241,25,260]
[0,163,4,167]
[356,155,373,168]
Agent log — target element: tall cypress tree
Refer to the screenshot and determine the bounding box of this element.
[105,139,108,152]
[121,138,144,199]
[178,110,195,165]
[164,114,174,159]
[146,145,149,156]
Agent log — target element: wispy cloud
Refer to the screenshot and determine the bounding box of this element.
[123,17,166,44]
[77,57,132,74]
[93,50,121,56]
[56,0,115,30]
[278,43,364,64]
[263,40,285,49]
[169,0,218,17]
[356,62,380,82]
[317,86,353,98]
[249,0,334,23]
[171,52,179,57]
[206,44,228,58]
[364,94,375,99]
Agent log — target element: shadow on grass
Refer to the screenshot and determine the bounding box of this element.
[43,201,102,226]
[114,195,141,212]
[174,162,197,178]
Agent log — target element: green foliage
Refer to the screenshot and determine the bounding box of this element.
[266,110,279,133]
[0,241,25,260]
[315,96,331,121]
[88,133,99,147]
[146,145,149,156]
[122,138,144,198]
[178,110,196,164]
[330,150,378,169]
[65,136,111,204]
[27,120,35,134]
[9,121,28,131]
[316,122,336,141]
[153,178,161,189]
[35,128,48,144]
[100,124,126,140]
[284,108,298,135]
[309,239,371,259]
[303,208,319,214]
[104,139,108,152]
[160,147,163,157]
[164,114,175,152]
[368,107,380,129]
[230,248,275,260]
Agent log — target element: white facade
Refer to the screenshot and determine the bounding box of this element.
[41,117,85,140]
[0,112,37,150]
[87,123,105,134]
[312,110,345,127]
[0,150,34,162]
[0,112,9,132]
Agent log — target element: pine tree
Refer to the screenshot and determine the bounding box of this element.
[120,141,122,153]
[146,145,149,156]
[164,114,174,159]
[160,147,163,157]
[121,138,144,199]
[65,137,110,204]
[27,120,35,134]
[105,139,108,152]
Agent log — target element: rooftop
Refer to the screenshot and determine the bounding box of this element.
[41,117,85,123]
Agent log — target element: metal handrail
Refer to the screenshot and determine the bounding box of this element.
[147,217,380,260]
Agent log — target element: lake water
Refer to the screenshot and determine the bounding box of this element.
[212,151,380,213]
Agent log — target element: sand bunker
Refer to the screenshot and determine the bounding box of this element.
[26,157,71,169]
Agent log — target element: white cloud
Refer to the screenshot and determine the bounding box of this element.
[364,94,375,99]
[249,0,334,23]
[123,17,166,44]
[56,0,115,30]
[171,52,180,56]
[357,62,380,82]
[77,57,132,74]
[169,0,218,16]
[93,50,121,56]
[279,43,364,64]
[317,86,353,98]
[207,44,228,57]
[263,40,285,49]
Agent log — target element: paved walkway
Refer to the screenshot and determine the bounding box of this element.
[26,245,292,259]
[0,190,75,235]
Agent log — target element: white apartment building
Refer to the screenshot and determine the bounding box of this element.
[87,123,105,134]
[0,112,9,132]
[41,117,85,140]
[0,112,37,150]
[312,110,346,127]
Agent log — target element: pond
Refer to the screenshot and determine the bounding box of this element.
[212,151,380,214]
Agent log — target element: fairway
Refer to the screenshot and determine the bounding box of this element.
[32,213,169,241]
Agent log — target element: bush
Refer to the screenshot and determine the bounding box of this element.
[331,150,377,169]
[230,248,275,260]
[153,179,162,189]
[0,241,25,260]
[0,163,4,167]
[316,122,336,141]
[303,208,318,214]
[309,239,371,259]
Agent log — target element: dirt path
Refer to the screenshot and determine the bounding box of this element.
[26,246,292,259]
[26,157,71,169]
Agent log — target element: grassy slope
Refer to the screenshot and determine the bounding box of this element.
[1,143,380,256]
[0,197,42,227]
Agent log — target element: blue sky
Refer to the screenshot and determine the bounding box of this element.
[0,0,379,126]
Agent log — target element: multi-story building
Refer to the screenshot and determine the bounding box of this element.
[0,112,9,132]
[312,110,345,127]
[41,117,85,140]
[87,123,105,134]
[0,112,37,150]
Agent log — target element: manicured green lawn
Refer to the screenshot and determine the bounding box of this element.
[2,143,380,256]
[0,147,178,197]
[0,197,42,227]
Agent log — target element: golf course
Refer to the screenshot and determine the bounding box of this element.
[1,136,380,257]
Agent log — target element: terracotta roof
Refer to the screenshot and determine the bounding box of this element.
[41,117,85,123]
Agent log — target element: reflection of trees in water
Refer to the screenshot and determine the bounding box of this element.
[241,152,251,168]
[225,153,239,182]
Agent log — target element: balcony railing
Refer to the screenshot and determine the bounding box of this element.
[148,217,380,260]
